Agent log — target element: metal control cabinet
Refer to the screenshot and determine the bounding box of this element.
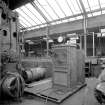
[52,44,85,88]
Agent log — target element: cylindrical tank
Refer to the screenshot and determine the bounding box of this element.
[22,67,46,83]
[1,73,25,98]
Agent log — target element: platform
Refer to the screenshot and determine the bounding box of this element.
[25,79,86,103]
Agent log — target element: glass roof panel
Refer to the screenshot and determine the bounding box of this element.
[19,20,28,27]
[18,15,32,27]
[53,0,72,16]
[88,0,99,10]
[24,3,46,23]
[66,0,82,14]
[15,0,105,30]
[34,0,56,21]
[82,0,100,11]
[100,0,105,8]
[21,5,42,25]
[44,0,66,18]
[20,7,38,25]
[16,8,35,26]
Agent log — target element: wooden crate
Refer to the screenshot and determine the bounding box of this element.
[52,44,85,88]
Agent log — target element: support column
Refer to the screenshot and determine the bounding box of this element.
[16,13,21,63]
[0,9,2,79]
[83,16,87,57]
[93,32,95,57]
[46,24,50,57]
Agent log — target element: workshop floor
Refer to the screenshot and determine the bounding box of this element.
[0,78,101,105]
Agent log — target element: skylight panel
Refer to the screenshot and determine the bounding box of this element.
[19,20,28,27]
[26,3,46,23]
[21,5,41,25]
[34,0,55,21]
[56,0,73,16]
[87,0,100,10]
[17,13,33,27]
[20,7,38,25]
[100,0,105,8]
[66,0,82,14]
[44,0,66,18]
[16,0,105,30]
[16,8,35,26]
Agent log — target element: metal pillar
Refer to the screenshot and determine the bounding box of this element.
[83,16,87,57]
[46,24,50,57]
[0,9,2,79]
[16,17,21,62]
[93,32,95,57]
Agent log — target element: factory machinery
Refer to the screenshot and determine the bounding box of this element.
[0,0,25,100]
[0,0,46,102]
[0,0,86,104]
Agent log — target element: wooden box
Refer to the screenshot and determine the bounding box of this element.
[52,44,85,88]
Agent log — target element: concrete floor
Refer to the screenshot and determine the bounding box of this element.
[0,78,101,105]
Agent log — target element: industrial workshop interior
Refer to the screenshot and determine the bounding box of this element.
[1,0,105,105]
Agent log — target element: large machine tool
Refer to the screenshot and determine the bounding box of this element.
[0,0,25,100]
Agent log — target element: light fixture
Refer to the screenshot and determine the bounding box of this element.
[58,36,63,42]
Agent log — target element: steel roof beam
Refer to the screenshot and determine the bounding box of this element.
[76,0,83,13]
[87,0,93,16]
[98,0,102,14]
[79,0,87,17]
